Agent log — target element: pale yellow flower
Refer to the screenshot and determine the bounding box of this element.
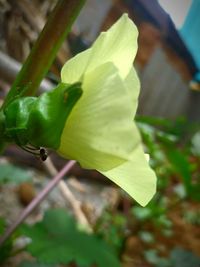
[58,14,156,206]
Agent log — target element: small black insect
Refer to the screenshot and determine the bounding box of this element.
[39,147,48,161]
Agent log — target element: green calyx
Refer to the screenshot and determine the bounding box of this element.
[2,82,82,150]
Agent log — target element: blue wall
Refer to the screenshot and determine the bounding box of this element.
[180,0,200,76]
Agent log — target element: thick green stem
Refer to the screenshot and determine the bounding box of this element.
[2,0,86,108]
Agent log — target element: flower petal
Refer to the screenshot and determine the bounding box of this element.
[61,48,91,84]
[61,14,138,83]
[100,145,157,206]
[124,67,140,116]
[86,14,138,79]
[58,63,140,171]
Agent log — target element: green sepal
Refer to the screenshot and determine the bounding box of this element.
[3,82,82,149]
[4,97,36,146]
[27,82,82,149]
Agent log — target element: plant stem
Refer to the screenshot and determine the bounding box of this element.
[0,160,76,247]
[2,0,86,108]
[44,158,92,231]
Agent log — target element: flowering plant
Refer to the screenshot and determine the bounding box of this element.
[3,14,156,206]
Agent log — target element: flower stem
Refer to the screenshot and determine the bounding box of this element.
[2,0,86,108]
[0,160,76,247]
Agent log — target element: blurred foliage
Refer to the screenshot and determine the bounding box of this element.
[0,217,13,263]
[1,116,200,266]
[0,217,5,235]
[95,116,200,266]
[170,248,200,267]
[19,261,56,267]
[94,210,127,255]
[20,209,120,267]
[144,247,200,267]
[136,116,200,201]
[0,163,32,185]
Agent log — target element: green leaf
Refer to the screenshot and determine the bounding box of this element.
[0,163,32,184]
[21,209,120,267]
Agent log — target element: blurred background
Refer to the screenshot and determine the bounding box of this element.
[0,1,200,267]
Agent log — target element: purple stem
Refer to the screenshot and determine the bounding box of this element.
[0,160,76,246]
